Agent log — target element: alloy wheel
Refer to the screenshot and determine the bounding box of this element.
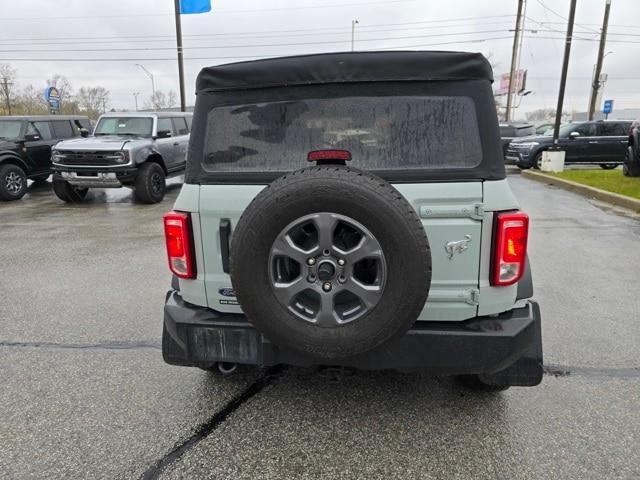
[269,212,386,327]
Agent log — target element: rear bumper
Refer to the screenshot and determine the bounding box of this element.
[162,291,543,385]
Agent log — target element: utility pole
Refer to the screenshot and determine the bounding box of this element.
[133,92,140,112]
[1,77,13,115]
[174,0,186,112]
[351,20,359,51]
[588,0,612,120]
[505,0,524,122]
[552,0,578,145]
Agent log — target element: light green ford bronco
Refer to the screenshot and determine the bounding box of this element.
[161,51,542,390]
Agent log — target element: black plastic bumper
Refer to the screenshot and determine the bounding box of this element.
[163,291,543,386]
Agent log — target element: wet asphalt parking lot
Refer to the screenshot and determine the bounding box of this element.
[1,171,639,480]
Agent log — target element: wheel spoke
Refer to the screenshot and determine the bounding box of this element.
[271,234,313,264]
[314,293,339,327]
[272,276,308,307]
[311,213,338,251]
[340,235,383,263]
[343,277,383,309]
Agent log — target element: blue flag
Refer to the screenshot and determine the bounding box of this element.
[180,0,211,14]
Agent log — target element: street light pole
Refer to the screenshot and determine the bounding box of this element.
[173,0,187,112]
[136,63,156,108]
[588,0,612,120]
[133,92,140,112]
[351,20,359,51]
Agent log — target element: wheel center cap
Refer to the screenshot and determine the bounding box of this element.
[317,261,336,281]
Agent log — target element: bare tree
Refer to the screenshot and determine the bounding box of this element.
[144,90,178,110]
[0,64,18,115]
[525,108,556,122]
[17,84,48,115]
[77,86,110,119]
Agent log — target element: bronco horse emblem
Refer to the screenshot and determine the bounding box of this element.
[445,235,472,260]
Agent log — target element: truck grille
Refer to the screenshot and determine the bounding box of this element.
[55,151,125,166]
[506,146,523,157]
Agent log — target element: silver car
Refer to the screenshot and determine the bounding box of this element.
[51,112,192,203]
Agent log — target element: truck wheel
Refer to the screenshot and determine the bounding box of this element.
[0,164,27,201]
[533,153,543,170]
[53,178,88,203]
[458,375,510,392]
[134,162,166,203]
[230,166,432,360]
[599,163,617,170]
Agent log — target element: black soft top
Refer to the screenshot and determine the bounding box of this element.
[196,51,493,93]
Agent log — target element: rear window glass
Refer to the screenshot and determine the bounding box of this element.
[517,126,535,136]
[203,96,482,172]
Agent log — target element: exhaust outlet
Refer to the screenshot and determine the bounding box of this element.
[217,362,238,375]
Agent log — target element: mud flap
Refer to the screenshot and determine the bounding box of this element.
[478,302,543,386]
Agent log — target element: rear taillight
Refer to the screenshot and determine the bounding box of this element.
[163,211,196,279]
[491,211,529,286]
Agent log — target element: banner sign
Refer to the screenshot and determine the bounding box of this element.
[496,70,527,96]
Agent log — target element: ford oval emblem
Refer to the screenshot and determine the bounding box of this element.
[219,287,236,297]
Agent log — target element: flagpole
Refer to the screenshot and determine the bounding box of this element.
[174,0,187,112]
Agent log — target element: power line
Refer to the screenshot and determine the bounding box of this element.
[0,29,517,53]
[0,36,519,63]
[0,21,519,47]
[0,15,516,43]
[534,0,600,34]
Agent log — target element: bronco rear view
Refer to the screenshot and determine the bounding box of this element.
[161,51,542,390]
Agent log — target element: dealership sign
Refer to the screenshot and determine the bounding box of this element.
[495,70,527,96]
[43,86,61,112]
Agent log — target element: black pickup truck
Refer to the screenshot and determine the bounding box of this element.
[506,120,632,169]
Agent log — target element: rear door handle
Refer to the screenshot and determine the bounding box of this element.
[173,142,180,146]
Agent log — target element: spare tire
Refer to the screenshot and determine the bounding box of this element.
[230,166,431,359]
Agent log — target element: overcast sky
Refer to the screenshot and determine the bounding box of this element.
[1,0,639,118]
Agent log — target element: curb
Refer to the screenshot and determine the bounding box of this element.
[520,170,640,213]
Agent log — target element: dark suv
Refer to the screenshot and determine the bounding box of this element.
[499,122,535,157]
[507,120,632,169]
[0,115,90,200]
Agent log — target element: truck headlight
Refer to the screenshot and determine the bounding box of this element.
[518,142,539,150]
[106,151,128,164]
[52,151,65,163]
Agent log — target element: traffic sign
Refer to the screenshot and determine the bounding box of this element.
[603,99,614,114]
